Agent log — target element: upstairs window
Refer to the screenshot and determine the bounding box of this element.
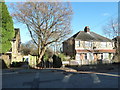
[76,41,80,47]
[101,42,106,48]
[79,41,80,47]
[85,41,91,47]
[108,42,113,47]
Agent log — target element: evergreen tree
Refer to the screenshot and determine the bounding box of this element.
[0,2,15,53]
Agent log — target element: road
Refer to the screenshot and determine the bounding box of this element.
[2,69,120,88]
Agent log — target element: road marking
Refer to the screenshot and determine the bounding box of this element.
[90,73,101,84]
[35,72,40,79]
[30,72,40,88]
[62,74,72,83]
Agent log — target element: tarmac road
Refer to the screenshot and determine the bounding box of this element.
[2,68,120,88]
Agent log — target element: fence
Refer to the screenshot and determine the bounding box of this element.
[62,59,113,66]
[28,55,37,68]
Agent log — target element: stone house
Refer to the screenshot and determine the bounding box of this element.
[10,28,23,63]
[63,26,115,65]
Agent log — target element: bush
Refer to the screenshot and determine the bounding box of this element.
[10,62,26,67]
[43,48,53,62]
[0,59,8,69]
[43,52,49,61]
[112,55,120,63]
[58,53,67,61]
[52,55,62,68]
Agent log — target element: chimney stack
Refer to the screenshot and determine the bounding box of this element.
[84,26,90,32]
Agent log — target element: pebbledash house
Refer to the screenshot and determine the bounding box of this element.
[63,26,116,65]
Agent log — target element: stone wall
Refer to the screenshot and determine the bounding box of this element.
[0,55,11,68]
[11,53,23,63]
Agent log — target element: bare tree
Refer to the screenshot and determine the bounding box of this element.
[20,40,38,55]
[103,18,120,62]
[11,2,73,64]
[103,18,119,38]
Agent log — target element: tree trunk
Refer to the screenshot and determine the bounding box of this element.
[38,47,46,64]
[37,39,40,64]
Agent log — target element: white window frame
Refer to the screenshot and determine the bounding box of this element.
[85,41,91,47]
[101,42,106,48]
[76,41,80,47]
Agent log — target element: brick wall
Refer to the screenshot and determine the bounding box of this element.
[63,38,75,58]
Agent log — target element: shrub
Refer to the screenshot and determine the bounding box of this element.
[52,55,62,68]
[0,59,8,69]
[43,52,49,61]
[10,62,25,67]
[58,53,67,61]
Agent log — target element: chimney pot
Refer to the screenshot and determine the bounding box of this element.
[84,26,90,32]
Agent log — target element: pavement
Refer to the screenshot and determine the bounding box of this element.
[2,67,77,75]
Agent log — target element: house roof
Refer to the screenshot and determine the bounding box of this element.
[75,31,112,42]
[64,26,113,42]
[12,28,20,41]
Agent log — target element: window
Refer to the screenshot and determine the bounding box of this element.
[108,42,112,47]
[85,53,87,59]
[76,53,80,60]
[103,53,109,60]
[101,42,106,48]
[76,41,80,47]
[101,53,103,59]
[79,41,80,47]
[85,41,91,47]
[109,53,112,59]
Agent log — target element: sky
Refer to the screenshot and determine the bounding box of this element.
[71,2,118,37]
[5,2,118,43]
